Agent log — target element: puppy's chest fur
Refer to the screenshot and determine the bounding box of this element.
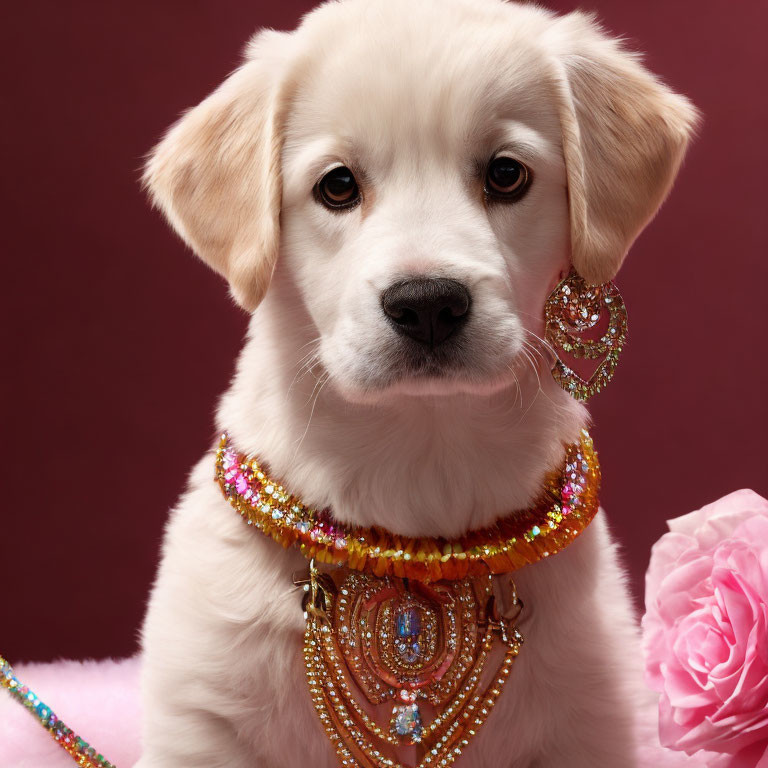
[139,457,646,768]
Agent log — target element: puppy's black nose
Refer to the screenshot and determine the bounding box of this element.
[381,278,471,347]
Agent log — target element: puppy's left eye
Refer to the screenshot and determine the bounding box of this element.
[485,157,531,201]
[316,166,361,210]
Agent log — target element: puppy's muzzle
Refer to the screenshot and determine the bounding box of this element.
[381,278,471,348]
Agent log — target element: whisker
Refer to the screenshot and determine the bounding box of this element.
[521,338,546,361]
[285,338,323,398]
[286,356,321,399]
[523,328,557,359]
[521,347,542,393]
[295,335,323,354]
[505,364,522,409]
[292,371,330,460]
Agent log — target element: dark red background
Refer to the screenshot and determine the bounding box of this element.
[2,1,766,662]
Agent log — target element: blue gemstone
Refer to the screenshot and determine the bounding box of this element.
[396,605,422,638]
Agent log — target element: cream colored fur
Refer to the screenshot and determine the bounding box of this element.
[137,1,698,765]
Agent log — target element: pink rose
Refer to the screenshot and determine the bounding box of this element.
[643,489,768,767]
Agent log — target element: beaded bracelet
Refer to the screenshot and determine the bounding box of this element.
[1,655,116,768]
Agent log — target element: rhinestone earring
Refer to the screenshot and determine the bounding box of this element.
[544,267,628,401]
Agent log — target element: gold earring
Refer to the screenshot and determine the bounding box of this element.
[544,267,628,401]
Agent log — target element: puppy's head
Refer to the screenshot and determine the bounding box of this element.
[145,0,698,402]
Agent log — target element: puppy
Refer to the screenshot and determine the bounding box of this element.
[137,1,697,766]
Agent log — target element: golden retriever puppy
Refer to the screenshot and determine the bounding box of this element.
[137,1,697,765]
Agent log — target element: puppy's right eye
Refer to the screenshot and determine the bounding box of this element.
[316,166,360,210]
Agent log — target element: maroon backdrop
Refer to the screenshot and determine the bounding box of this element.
[2,1,766,663]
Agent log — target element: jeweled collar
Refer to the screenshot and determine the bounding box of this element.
[214,428,600,582]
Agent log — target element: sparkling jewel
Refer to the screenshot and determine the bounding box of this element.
[393,703,423,742]
[396,640,422,664]
[396,605,422,637]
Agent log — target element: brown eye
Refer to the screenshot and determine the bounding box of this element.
[316,166,360,210]
[485,157,530,200]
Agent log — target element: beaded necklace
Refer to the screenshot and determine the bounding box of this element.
[217,429,600,767]
[215,428,600,581]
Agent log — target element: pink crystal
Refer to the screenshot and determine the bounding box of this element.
[562,504,572,516]
[235,474,249,494]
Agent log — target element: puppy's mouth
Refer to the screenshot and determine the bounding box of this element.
[331,335,522,401]
[390,335,470,374]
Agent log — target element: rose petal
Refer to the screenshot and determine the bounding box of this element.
[667,490,768,545]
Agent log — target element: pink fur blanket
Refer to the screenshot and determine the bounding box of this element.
[0,656,697,766]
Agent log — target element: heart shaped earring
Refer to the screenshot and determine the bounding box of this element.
[544,267,628,401]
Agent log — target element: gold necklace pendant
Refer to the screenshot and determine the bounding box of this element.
[300,563,523,768]
[217,432,597,763]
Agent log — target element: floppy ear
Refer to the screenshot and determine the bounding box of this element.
[143,30,292,311]
[549,13,700,285]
